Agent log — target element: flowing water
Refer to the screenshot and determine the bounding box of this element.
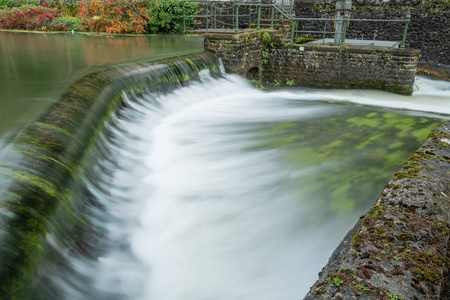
[51,73,449,299]
[1,32,450,299]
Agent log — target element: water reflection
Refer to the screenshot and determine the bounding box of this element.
[0,32,203,141]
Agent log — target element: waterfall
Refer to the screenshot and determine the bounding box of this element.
[0,50,448,299]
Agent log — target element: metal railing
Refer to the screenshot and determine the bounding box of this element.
[182,0,295,34]
[291,13,411,49]
[183,0,411,49]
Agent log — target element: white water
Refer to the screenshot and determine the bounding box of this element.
[69,73,450,300]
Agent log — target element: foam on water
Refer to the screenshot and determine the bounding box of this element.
[70,73,450,299]
[275,76,450,116]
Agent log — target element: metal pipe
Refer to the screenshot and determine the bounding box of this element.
[206,0,209,33]
[234,0,239,34]
[271,3,275,29]
[257,0,261,30]
[297,30,339,34]
[400,12,410,49]
[342,11,349,44]
[290,20,295,45]
[249,4,252,27]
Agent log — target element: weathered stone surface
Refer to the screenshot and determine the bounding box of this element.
[205,31,267,76]
[264,44,420,94]
[294,3,450,79]
[205,31,420,94]
[304,121,450,300]
[199,0,449,79]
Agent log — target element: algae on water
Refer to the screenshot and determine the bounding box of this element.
[250,101,444,219]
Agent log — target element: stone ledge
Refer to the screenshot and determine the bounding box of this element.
[292,44,421,56]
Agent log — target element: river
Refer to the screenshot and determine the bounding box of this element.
[0,31,449,299]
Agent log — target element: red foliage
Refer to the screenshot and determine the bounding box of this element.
[0,4,66,31]
[78,0,149,34]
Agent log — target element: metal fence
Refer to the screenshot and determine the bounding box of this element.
[291,13,411,48]
[183,0,295,33]
[183,0,411,49]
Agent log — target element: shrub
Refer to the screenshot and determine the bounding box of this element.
[78,0,149,34]
[0,4,66,31]
[46,0,80,17]
[144,0,198,34]
[51,15,84,31]
[0,0,39,8]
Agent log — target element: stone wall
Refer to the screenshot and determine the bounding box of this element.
[294,3,450,77]
[204,31,264,78]
[204,32,420,94]
[195,0,449,78]
[263,43,420,94]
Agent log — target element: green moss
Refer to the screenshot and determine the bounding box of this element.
[12,149,73,174]
[10,171,59,198]
[399,217,410,223]
[397,233,414,241]
[414,265,441,282]
[352,232,366,249]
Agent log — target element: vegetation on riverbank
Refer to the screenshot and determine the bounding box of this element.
[0,0,198,34]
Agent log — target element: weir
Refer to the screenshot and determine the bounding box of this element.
[0,44,449,300]
[0,52,223,298]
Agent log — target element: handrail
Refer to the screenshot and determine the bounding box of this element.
[290,12,411,48]
[182,0,411,49]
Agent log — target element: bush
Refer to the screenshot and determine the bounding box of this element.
[46,0,80,17]
[144,0,198,34]
[78,0,149,34]
[51,15,84,31]
[0,0,39,8]
[0,4,66,31]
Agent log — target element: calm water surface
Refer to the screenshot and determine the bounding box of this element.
[0,31,203,143]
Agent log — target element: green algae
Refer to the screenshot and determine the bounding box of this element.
[34,122,86,147]
[12,149,74,174]
[250,103,444,218]
[9,171,59,198]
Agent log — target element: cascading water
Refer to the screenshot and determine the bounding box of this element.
[1,51,450,299]
[52,71,450,299]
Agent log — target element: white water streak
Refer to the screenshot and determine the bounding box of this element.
[81,74,450,300]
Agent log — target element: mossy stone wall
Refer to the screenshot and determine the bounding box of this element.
[264,44,420,95]
[204,31,265,76]
[204,32,420,94]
